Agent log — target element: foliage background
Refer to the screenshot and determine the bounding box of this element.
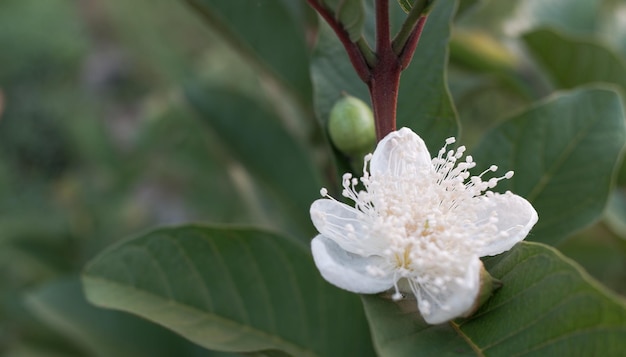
[0,0,625,356]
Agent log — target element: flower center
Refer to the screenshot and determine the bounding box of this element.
[394,243,413,269]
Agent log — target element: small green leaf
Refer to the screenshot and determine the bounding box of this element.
[396,0,435,15]
[472,87,626,245]
[397,0,414,14]
[524,28,626,91]
[457,242,626,356]
[82,226,376,357]
[361,295,474,356]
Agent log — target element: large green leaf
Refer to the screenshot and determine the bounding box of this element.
[523,28,626,92]
[82,225,375,357]
[457,242,626,356]
[361,242,626,356]
[311,0,459,153]
[26,278,211,357]
[472,87,626,245]
[184,85,322,241]
[184,0,312,104]
[361,295,474,357]
[522,28,626,232]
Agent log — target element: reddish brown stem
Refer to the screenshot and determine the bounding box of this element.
[306,0,371,83]
[308,0,430,141]
[375,0,391,54]
[399,16,428,70]
[369,0,399,139]
[369,55,401,140]
[369,8,430,139]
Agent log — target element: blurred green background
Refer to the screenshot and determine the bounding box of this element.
[1,0,625,356]
[0,0,257,355]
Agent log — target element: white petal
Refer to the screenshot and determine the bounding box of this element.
[417,257,481,324]
[311,235,395,294]
[370,127,432,177]
[475,192,539,257]
[310,198,383,256]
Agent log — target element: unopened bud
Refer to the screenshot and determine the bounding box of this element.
[328,95,376,158]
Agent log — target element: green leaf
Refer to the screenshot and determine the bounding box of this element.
[311,0,459,153]
[524,25,626,206]
[396,0,458,147]
[523,28,626,91]
[361,295,475,356]
[395,0,435,15]
[184,85,322,241]
[184,0,312,103]
[133,100,255,226]
[322,0,366,42]
[457,242,626,356]
[26,277,211,357]
[397,0,414,14]
[82,225,376,357]
[361,242,626,356]
[472,87,626,245]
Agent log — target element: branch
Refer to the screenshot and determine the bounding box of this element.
[307,0,372,83]
[392,0,432,68]
[398,16,428,69]
[375,0,391,54]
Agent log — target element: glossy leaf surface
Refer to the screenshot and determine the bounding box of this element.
[83,225,375,357]
[472,87,626,244]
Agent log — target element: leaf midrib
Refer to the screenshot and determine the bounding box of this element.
[524,109,600,203]
[82,275,319,357]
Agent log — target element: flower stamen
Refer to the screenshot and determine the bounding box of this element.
[310,127,538,324]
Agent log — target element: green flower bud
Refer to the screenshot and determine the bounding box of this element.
[328,95,376,157]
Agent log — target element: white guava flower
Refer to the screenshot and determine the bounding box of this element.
[310,127,538,324]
